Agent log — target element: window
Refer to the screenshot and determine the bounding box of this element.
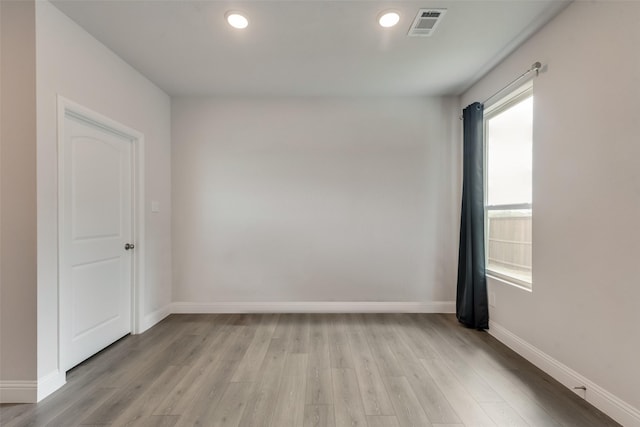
[484,84,533,288]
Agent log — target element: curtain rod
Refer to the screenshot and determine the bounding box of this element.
[460,61,542,120]
[482,62,541,106]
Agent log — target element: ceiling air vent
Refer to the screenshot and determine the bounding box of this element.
[408,9,446,37]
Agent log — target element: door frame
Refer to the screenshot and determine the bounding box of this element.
[57,96,146,373]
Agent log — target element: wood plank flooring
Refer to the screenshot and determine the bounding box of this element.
[0,314,619,427]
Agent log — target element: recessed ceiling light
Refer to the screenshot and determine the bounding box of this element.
[226,11,248,29]
[378,11,400,28]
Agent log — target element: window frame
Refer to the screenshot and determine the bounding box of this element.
[483,82,534,290]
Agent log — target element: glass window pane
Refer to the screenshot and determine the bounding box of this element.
[486,97,533,206]
[485,91,533,287]
[487,208,532,284]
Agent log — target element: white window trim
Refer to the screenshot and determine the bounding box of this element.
[483,82,533,289]
[485,81,533,116]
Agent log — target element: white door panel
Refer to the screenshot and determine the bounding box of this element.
[71,136,123,240]
[60,112,133,371]
[70,257,122,338]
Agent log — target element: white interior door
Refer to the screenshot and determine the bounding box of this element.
[60,110,134,371]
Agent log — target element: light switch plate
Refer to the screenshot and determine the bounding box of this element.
[151,201,160,213]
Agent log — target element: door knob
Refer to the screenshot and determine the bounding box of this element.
[124,243,135,250]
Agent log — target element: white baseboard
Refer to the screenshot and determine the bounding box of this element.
[489,320,640,427]
[139,304,172,333]
[0,380,37,403]
[171,301,455,314]
[37,370,66,402]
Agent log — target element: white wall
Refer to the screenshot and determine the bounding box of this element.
[35,0,172,392]
[172,97,460,309]
[462,1,640,421]
[0,0,38,400]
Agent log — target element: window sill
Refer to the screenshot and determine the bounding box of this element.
[486,271,532,292]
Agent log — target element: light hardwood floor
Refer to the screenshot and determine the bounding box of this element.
[0,314,619,427]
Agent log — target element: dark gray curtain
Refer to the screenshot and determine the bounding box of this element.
[456,102,489,330]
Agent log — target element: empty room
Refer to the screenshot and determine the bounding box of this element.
[1,0,638,426]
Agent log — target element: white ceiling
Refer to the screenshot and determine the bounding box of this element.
[51,0,570,97]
